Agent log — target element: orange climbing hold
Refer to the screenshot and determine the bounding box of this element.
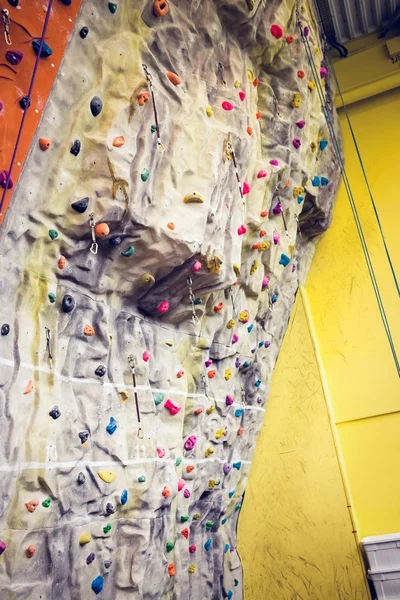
[153,0,169,16]
[58,255,66,269]
[256,111,261,119]
[23,380,34,395]
[26,545,36,558]
[186,465,195,472]
[168,563,176,576]
[194,408,203,415]
[246,127,253,136]
[112,136,125,147]
[166,72,181,86]
[253,78,259,87]
[167,222,175,230]
[25,500,39,513]
[84,325,95,336]
[138,91,149,106]
[260,230,266,237]
[162,486,171,498]
[260,210,268,217]
[94,222,110,237]
[214,302,224,313]
[39,138,51,151]
[286,35,294,43]
[238,427,244,436]
[208,370,216,379]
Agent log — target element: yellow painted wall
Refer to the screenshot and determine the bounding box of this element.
[238,292,370,599]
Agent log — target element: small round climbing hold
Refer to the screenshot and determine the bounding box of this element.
[167,222,175,230]
[141,168,150,182]
[158,301,169,313]
[208,369,216,379]
[39,138,51,151]
[271,24,284,39]
[108,2,117,13]
[246,127,253,136]
[94,222,110,237]
[166,71,181,86]
[237,224,247,235]
[297,69,305,79]
[95,365,106,377]
[143,350,150,363]
[48,229,58,240]
[58,255,66,269]
[176,370,184,379]
[121,246,135,257]
[293,138,301,149]
[49,406,61,419]
[5,50,23,65]
[91,576,104,595]
[222,101,234,111]
[19,96,30,111]
[256,111,262,119]
[112,136,125,147]
[48,292,56,303]
[84,324,95,336]
[189,544,196,553]
[286,35,294,43]
[192,260,202,273]
[79,26,89,39]
[90,96,103,117]
[162,486,171,498]
[138,475,146,483]
[206,105,213,117]
[138,92,149,106]
[62,295,75,313]
[153,0,169,16]
[1,324,10,336]
[71,197,88,213]
[239,91,246,101]
[26,545,36,558]
[214,302,224,313]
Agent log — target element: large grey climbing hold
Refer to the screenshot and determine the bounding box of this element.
[90,96,103,117]
[71,197,88,213]
[62,295,75,313]
[49,406,61,420]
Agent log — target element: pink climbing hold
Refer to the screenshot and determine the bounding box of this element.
[0,540,6,556]
[296,120,306,129]
[269,159,279,167]
[222,101,234,111]
[178,478,185,491]
[237,224,247,235]
[257,170,267,178]
[158,301,169,313]
[320,67,328,78]
[184,435,197,451]
[0,170,13,189]
[164,399,182,415]
[143,350,150,362]
[205,359,212,367]
[273,230,280,245]
[189,544,197,553]
[226,395,234,406]
[192,261,202,273]
[271,24,284,39]
[183,489,191,498]
[238,91,246,101]
[232,333,239,344]
[242,181,250,195]
[157,447,166,459]
[293,138,301,149]
[262,276,269,288]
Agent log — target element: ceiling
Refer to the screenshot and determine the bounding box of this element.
[315,0,400,43]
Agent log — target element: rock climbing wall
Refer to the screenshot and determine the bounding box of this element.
[0,0,341,598]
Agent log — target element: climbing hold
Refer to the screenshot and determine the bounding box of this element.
[109,237,121,246]
[205,447,214,458]
[215,429,226,440]
[104,560,112,569]
[279,253,290,267]
[286,35,294,43]
[90,96,103,117]
[181,515,189,523]
[214,302,224,313]
[108,2,117,13]
[78,472,85,484]
[164,399,182,415]
[121,246,135,257]
[48,229,58,240]
[166,541,174,552]
[167,222,175,230]
[205,520,214,530]
[153,0,169,16]
[158,301,169,313]
[42,498,51,508]
[39,138,51,151]
[235,409,243,417]
[227,592,233,600]
[71,197,88,213]
[79,533,91,545]
[248,323,254,332]
[70,139,81,156]
[98,470,116,483]
[154,393,164,405]
[58,256,66,269]
[296,120,305,129]
[91,576,104,595]
[238,310,249,324]
[205,539,212,551]
[188,565,196,574]
[253,78,259,86]
[106,417,117,435]
[186,465,195,472]
[206,405,215,415]
[79,431,89,445]
[238,427,244,435]
[49,406,61,420]
[233,461,242,470]
[32,40,52,57]
[224,369,232,380]
[320,66,328,78]
[321,176,329,186]
[233,264,240,276]
[23,380,34,395]
[112,136,125,147]
[0,541,6,555]
[226,319,235,329]
[94,222,110,237]
[320,139,328,150]
[166,71,181,86]
[237,224,247,235]
[84,324,94,336]
[86,553,95,565]
[138,475,146,483]
[208,370,216,379]
[184,435,197,451]
[157,447,166,459]
[192,260,202,272]
[181,528,189,539]
[19,96,30,111]
[183,192,204,204]
[271,24,284,38]
[25,500,39,513]
[103,523,112,533]
[225,544,230,553]
[242,181,250,195]
[5,50,23,65]
[178,478,185,491]
[95,365,106,377]
[226,395,233,406]
[222,101,234,111]
[26,545,36,558]
[176,370,184,378]
[189,544,196,553]
[310,141,317,152]
[141,168,150,182]
[193,513,201,520]
[298,196,304,204]
[194,407,203,415]
[79,26,89,39]
[162,486,171,498]
[308,80,316,91]
[272,201,282,215]
[291,93,301,108]
[256,111,261,119]
[260,230,266,238]
[138,92,149,106]
[297,70,305,79]
[48,293,56,303]
[257,170,267,178]
[206,105,213,117]
[60,0,72,4]
[293,186,304,198]
[61,295,75,313]
[168,564,176,576]
[246,127,253,136]
[0,171,10,190]
[239,91,246,101]
[312,176,320,187]
[273,230,280,245]
[293,138,301,149]
[142,350,150,363]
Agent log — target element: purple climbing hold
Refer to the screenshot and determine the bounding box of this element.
[272,201,282,215]
[86,552,95,565]
[6,50,23,65]
[235,357,241,368]
[304,26,309,36]
[0,170,13,189]
[223,463,231,475]
[264,341,271,349]
[269,159,279,167]
[320,67,328,79]
[296,120,305,129]
[292,138,301,149]
[183,489,191,498]
[225,395,234,406]
[0,540,6,555]
[184,435,197,451]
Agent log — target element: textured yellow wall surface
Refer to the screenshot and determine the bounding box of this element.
[238,293,369,599]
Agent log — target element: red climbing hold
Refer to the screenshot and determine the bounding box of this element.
[158,301,169,313]
[181,528,189,539]
[242,181,250,195]
[270,24,284,39]
[253,78,259,87]
[246,127,253,136]
[286,35,294,43]
[297,70,305,79]
[222,101,234,111]
[257,170,267,178]
[239,91,246,101]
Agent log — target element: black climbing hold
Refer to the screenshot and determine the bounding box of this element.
[109,237,121,246]
[104,560,112,569]
[1,324,10,336]
[108,2,117,13]
[49,406,61,420]
[78,472,85,484]
[106,503,115,514]
[78,430,89,444]
[19,96,30,110]
[70,139,81,156]
[60,0,72,5]
[90,96,103,117]
[8,0,18,6]
[62,295,75,313]
[95,365,106,377]
[79,26,89,39]
[32,40,53,58]
[71,197,88,214]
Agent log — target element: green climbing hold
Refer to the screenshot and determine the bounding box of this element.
[154,392,164,406]
[138,475,146,483]
[194,298,202,305]
[234,579,239,586]
[103,523,112,534]
[48,293,56,303]
[141,168,149,182]
[166,541,174,552]
[151,124,157,133]
[42,498,51,508]
[121,246,135,257]
[108,2,117,13]
[48,229,58,240]
[235,504,242,511]
[180,516,189,523]
[205,520,214,530]
[175,457,182,467]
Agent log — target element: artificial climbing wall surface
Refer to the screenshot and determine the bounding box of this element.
[0,0,341,598]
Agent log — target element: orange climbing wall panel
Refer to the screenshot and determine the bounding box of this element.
[0,0,82,222]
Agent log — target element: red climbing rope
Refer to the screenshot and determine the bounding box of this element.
[0,0,53,215]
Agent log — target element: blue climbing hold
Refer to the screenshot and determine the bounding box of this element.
[224,544,230,553]
[221,517,227,524]
[234,409,243,418]
[321,176,329,186]
[91,576,104,595]
[194,298,202,305]
[258,341,264,348]
[320,139,328,151]
[242,360,251,369]
[297,195,304,204]
[233,462,242,470]
[228,592,233,600]
[271,294,278,303]
[121,489,128,505]
[255,379,261,387]
[279,254,290,267]
[247,324,254,333]
[205,539,212,551]
[106,417,117,435]
[312,176,320,187]
[32,40,52,57]
[228,490,236,499]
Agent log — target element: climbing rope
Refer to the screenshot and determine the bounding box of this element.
[297,10,400,377]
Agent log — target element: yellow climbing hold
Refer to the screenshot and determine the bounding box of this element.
[206,105,213,117]
[165,340,173,347]
[226,319,236,329]
[188,564,196,574]
[183,192,205,204]
[139,272,155,285]
[119,390,129,402]
[79,533,91,545]
[250,260,259,275]
[98,470,116,483]
[257,242,270,252]
[233,263,240,277]
[193,513,200,520]
[310,141,317,152]
[205,447,214,458]
[308,81,316,91]
[209,478,220,488]
[247,69,254,83]
[291,93,301,108]
[293,186,304,198]
[215,429,226,440]
[234,80,241,88]
[206,405,215,415]
[224,369,232,380]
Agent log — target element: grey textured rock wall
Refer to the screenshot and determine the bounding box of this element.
[0,0,340,598]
